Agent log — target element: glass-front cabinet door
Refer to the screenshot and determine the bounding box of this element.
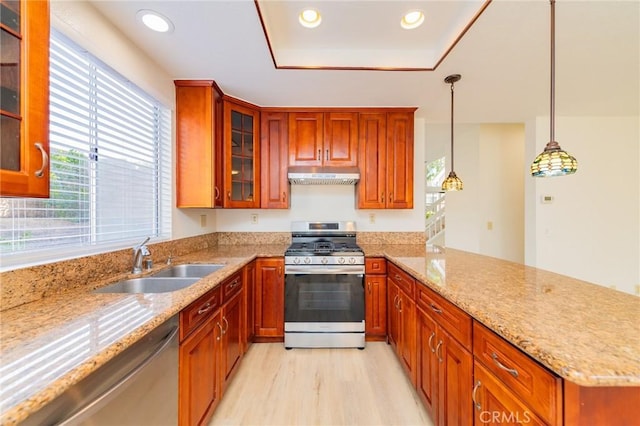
[223,100,259,208]
[0,0,50,197]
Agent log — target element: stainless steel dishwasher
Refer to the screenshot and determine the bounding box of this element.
[23,315,178,426]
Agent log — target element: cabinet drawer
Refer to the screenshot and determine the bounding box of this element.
[387,262,415,298]
[416,285,472,350]
[365,258,387,274]
[222,271,243,302]
[473,322,562,425]
[180,286,221,341]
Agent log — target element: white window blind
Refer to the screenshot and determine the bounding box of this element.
[0,30,171,269]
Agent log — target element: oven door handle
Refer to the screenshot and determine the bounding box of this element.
[285,265,365,275]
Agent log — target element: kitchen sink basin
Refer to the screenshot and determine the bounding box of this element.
[151,264,225,278]
[93,277,200,294]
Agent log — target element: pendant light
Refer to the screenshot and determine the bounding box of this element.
[442,74,463,191]
[530,0,577,177]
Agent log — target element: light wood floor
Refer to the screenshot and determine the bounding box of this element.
[209,342,433,426]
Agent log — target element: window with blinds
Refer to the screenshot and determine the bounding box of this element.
[0,30,171,269]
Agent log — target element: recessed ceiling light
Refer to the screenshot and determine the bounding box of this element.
[299,8,321,29]
[136,9,174,33]
[401,10,424,30]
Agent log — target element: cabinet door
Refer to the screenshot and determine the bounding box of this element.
[175,81,223,208]
[224,100,260,207]
[398,291,417,385]
[438,333,472,426]
[473,362,547,426]
[221,291,243,392]
[386,112,414,209]
[255,258,284,337]
[260,111,289,208]
[365,274,387,338]
[387,280,400,351]
[288,112,324,166]
[357,113,387,209]
[417,307,439,420]
[0,0,50,197]
[243,261,256,352]
[179,311,221,426]
[323,112,358,166]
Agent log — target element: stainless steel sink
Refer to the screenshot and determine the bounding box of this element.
[151,264,225,278]
[93,277,200,294]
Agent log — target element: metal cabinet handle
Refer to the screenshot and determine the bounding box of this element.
[325,149,328,160]
[472,380,482,410]
[381,192,384,203]
[222,316,229,334]
[397,297,402,312]
[282,191,286,202]
[216,322,223,341]
[228,279,240,289]
[367,282,371,294]
[428,332,436,353]
[389,192,393,202]
[197,302,212,315]
[317,149,321,161]
[214,186,220,200]
[430,303,443,315]
[34,142,48,178]
[436,340,443,363]
[227,191,231,200]
[491,352,519,377]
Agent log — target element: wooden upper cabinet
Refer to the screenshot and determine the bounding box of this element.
[260,111,289,208]
[0,0,50,197]
[357,110,415,209]
[174,80,224,208]
[357,113,387,209]
[386,111,414,209]
[223,99,260,208]
[288,111,358,167]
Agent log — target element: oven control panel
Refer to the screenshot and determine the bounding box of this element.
[285,255,365,266]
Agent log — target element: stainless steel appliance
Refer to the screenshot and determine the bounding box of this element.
[284,221,365,349]
[23,316,178,426]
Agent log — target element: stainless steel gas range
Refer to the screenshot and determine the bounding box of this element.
[284,221,365,349]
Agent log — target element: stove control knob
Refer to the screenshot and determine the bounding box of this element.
[304,257,311,264]
[321,257,328,265]
[293,257,300,264]
[338,257,346,264]
[349,257,356,264]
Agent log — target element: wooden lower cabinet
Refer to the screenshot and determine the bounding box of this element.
[243,261,256,352]
[387,279,416,385]
[254,257,284,339]
[220,290,243,393]
[179,309,222,426]
[365,258,387,340]
[417,306,472,426]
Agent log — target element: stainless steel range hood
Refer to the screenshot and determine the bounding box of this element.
[288,166,360,185]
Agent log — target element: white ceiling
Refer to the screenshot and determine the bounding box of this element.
[88,0,639,123]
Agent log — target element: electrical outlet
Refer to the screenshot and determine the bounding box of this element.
[369,213,376,224]
[200,214,207,228]
[487,221,493,230]
[251,213,259,225]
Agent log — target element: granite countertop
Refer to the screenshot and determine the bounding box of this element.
[362,244,640,388]
[0,244,286,426]
[1,243,639,424]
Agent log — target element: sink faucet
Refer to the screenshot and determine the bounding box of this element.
[132,237,151,274]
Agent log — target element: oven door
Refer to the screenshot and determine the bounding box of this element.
[284,268,364,332]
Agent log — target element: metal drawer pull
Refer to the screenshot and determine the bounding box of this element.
[428,332,436,353]
[430,303,443,314]
[222,316,229,334]
[491,352,519,377]
[472,380,482,410]
[228,279,239,289]
[197,302,212,315]
[436,340,443,363]
[317,149,321,160]
[214,186,220,200]
[34,142,49,178]
[216,322,223,341]
[325,149,329,160]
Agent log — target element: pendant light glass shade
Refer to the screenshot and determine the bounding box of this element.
[442,171,463,191]
[531,0,577,177]
[442,74,463,192]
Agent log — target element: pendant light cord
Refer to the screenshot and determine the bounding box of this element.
[550,0,555,143]
[450,79,455,170]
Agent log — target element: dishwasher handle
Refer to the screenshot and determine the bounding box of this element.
[58,325,179,425]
